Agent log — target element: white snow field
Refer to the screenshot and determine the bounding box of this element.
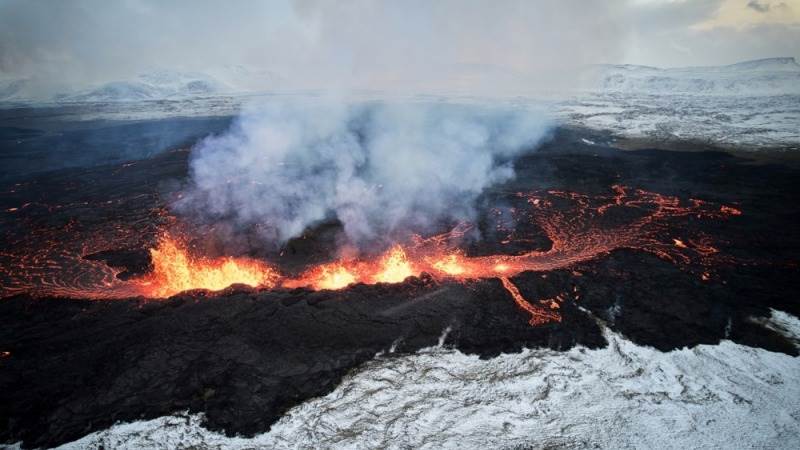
[2,58,798,149]
[556,57,800,149]
[51,310,800,450]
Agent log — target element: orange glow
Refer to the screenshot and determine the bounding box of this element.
[1,184,740,309]
[499,276,562,325]
[138,235,279,297]
[494,263,510,273]
[430,253,467,276]
[306,263,357,290]
[720,205,742,216]
[98,187,748,297]
[373,245,414,283]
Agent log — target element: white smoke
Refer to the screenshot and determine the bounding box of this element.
[179,98,551,249]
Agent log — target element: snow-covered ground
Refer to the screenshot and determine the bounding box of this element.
[2,58,798,149]
[556,92,800,149]
[554,57,800,149]
[43,310,800,450]
[583,57,800,96]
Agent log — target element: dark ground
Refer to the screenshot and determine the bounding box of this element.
[1,117,799,448]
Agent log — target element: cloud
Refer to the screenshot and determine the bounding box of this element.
[1,0,624,95]
[0,0,797,95]
[624,0,800,66]
[747,1,771,13]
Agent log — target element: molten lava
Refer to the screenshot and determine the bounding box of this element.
[372,245,414,283]
[138,235,280,298]
[297,262,358,290]
[499,276,563,326]
[1,184,743,315]
[430,253,467,276]
[720,205,742,216]
[285,245,417,290]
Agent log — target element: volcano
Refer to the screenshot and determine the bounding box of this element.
[1,122,799,448]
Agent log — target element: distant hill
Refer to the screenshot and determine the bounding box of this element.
[584,57,800,95]
[0,66,283,105]
[1,58,798,105]
[57,70,226,103]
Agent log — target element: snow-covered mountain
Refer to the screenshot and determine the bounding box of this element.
[0,66,283,104]
[0,77,75,104]
[2,58,797,149]
[56,70,227,103]
[0,70,223,104]
[585,57,800,95]
[551,57,800,149]
[2,57,798,104]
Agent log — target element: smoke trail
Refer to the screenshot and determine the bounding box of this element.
[178,99,552,250]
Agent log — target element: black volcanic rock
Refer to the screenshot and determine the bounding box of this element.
[0,278,604,448]
[2,125,800,448]
[84,248,153,280]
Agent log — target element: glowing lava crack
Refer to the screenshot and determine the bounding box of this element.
[1,185,743,327]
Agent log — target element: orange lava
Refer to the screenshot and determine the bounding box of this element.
[285,245,419,290]
[372,245,414,283]
[137,235,280,297]
[499,276,562,325]
[430,253,467,276]
[292,262,358,290]
[1,185,739,306]
[720,205,742,216]
[268,185,740,299]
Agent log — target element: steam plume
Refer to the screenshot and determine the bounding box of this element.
[179,99,552,250]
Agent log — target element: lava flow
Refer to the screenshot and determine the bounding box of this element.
[282,245,415,290]
[499,276,563,326]
[1,185,743,325]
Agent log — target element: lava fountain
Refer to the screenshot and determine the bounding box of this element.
[137,235,280,298]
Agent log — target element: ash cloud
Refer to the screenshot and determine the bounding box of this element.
[178,99,551,249]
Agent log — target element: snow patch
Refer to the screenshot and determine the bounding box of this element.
[54,310,800,450]
[556,93,800,148]
[752,309,800,349]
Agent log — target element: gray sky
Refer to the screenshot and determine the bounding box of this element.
[0,0,798,91]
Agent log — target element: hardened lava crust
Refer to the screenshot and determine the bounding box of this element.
[1,126,799,448]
